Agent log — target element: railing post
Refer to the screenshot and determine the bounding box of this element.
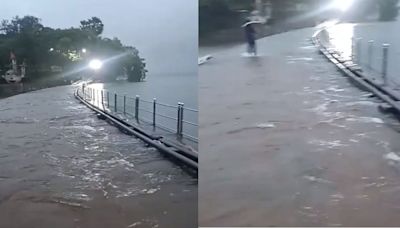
[368,40,374,69]
[101,90,104,106]
[180,103,184,136]
[82,84,85,99]
[382,43,390,86]
[351,37,355,62]
[114,93,117,112]
[153,98,156,127]
[107,91,109,108]
[356,38,362,65]
[97,90,100,107]
[123,95,126,115]
[135,95,140,120]
[177,102,184,136]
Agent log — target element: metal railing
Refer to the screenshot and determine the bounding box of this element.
[350,37,396,87]
[78,85,198,142]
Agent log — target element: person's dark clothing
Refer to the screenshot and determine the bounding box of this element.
[244,24,256,44]
[244,24,256,54]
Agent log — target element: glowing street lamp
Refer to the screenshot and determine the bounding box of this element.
[331,0,354,12]
[89,59,102,70]
[82,48,87,53]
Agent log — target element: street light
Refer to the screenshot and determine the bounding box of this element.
[331,0,354,12]
[82,48,87,53]
[89,59,102,70]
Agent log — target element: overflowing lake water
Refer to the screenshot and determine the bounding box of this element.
[0,85,197,227]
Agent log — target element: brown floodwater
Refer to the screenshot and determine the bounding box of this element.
[199,27,400,227]
[0,85,197,228]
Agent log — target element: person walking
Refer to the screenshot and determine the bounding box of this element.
[243,19,257,55]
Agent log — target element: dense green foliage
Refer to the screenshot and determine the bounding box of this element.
[0,15,146,82]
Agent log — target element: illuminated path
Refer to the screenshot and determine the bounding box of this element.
[199,27,400,226]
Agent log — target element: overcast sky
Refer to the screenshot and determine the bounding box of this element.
[3,0,198,75]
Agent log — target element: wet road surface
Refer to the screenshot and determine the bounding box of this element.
[199,27,400,226]
[0,86,196,228]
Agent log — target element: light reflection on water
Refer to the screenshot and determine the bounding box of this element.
[326,23,355,59]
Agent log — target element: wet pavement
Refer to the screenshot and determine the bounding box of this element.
[0,86,197,228]
[199,27,400,226]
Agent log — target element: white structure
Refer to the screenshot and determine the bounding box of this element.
[1,56,25,84]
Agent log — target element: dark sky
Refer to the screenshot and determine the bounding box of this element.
[3,0,198,75]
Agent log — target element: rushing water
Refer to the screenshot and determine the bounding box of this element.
[199,26,400,226]
[0,85,197,227]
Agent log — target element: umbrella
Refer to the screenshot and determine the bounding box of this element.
[241,20,264,28]
[198,55,213,65]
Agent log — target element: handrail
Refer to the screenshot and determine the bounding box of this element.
[98,88,182,108]
[182,107,198,112]
[75,89,198,171]
[80,86,198,142]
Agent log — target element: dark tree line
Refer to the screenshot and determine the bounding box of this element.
[199,0,399,37]
[0,15,146,82]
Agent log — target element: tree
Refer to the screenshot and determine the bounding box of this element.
[17,16,43,34]
[0,15,146,83]
[0,16,43,35]
[80,17,104,36]
[123,47,147,82]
